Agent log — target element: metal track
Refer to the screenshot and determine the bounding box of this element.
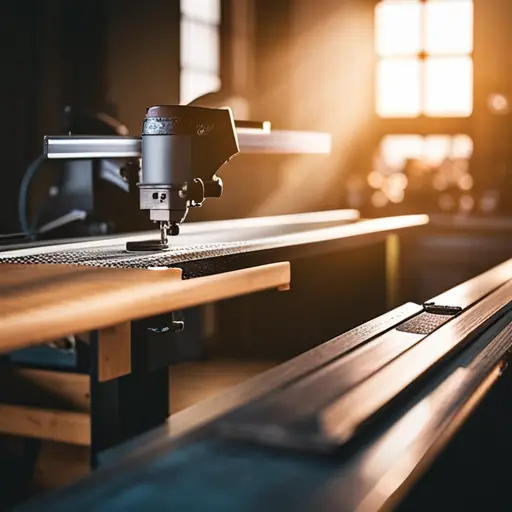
[44,129,332,159]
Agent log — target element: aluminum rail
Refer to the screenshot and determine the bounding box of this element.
[43,129,332,159]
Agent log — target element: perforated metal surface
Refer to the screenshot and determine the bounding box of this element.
[396,312,453,335]
[0,226,347,269]
[0,241,258,268]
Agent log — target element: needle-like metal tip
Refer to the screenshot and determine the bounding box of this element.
[159,221,169,247]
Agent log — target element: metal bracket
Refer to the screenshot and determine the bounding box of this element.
[423,301,462,316]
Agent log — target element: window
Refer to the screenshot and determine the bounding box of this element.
[180,0,222,104]
[375,0,474,118]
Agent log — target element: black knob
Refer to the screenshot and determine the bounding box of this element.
[204,176,223,199]
[170,222,180,236]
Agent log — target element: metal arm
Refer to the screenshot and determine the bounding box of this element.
[43,130,332,160]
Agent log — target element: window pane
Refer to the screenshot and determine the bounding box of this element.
[424,57,473,117]
[425,1,473,55]
[375,1,422,56]
[451,134,473,159]
[380,135,424,169]
[180,69,221,104]
[181,0,221,24]
[180,18,220,74]
[424,135,452,166]
[376,58,421,117]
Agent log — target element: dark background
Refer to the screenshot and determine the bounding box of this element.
[1,0,295,233]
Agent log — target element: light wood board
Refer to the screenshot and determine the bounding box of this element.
[0,262,290,353]
[0,404,90,446]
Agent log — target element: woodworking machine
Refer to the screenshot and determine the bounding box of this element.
[42,104,332,250]
[133,105,238,249]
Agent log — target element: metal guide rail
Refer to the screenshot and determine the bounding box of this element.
[43,129,333,159]
[16,258,512,512]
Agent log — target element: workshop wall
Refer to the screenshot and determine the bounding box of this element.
[188,0,295,223]
[283,0,375,216]
[0,0,109,233]
[0,0,182,233]
[0,1,51,234]
[472,0,512,200]
[104,0,181,134]
[190,0,375,222]
[205,0,375,220]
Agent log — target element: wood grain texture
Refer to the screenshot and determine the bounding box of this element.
[98,323,131,382]
[321,279,512,443]
[0,368,90,412]
[0,405,90,445]
[0,262,290,353]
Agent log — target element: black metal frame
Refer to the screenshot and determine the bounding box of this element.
[90,314,190,468]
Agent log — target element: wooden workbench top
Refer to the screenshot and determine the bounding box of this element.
[0,262,290,354]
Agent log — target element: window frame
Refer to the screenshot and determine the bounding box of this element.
[179,0,223,104]
[374,0,475,127]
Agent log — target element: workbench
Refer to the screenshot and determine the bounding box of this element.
[0,210,428,501]
[13,257,512,512]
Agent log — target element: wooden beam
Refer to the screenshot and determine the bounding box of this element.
[0,404,90,446]
[321,279,512,444]
[0,261,291,353]
[98,322,131,382]
[0,368,90,412]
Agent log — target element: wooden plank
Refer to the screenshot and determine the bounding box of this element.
[218,262,512,444]
[377,364,504,512]
[430,257,512,310]
[329,320,512,511]
[321,279,512,444]
[0,404,90,446]
[0,261,290,353]
[220,330,424,441]
[98,323,131,382]
[0,368,90,412]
